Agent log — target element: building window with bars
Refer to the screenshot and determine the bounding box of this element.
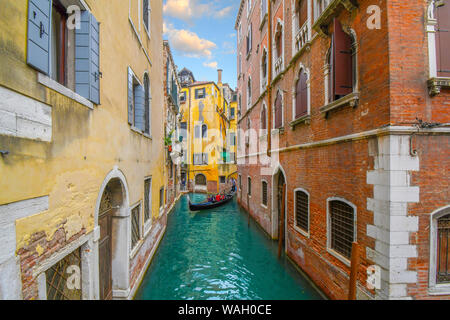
[294,189,309,234]
[144,178,152,224]
[131,204,141,250]
[328,199,355,260]
[248,177,252,196]
[436,213,450,284]
[45,248,82,300]
[159,187,164,210]
[262,181,268,206]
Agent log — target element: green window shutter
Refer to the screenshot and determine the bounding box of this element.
[27,0,52,75]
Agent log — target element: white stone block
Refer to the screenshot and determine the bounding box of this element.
[16,117,52,142]
[389,284,408,298]
[390,186,420,203]
[390,216,419,232]
[374,185,390,201]
[0,109,16,135]
[0,223,15,265]
[390,270,417,284]
[390,232,410,245]
[0,256,22,299]
[390,245,417,258]
[390,257,408,271]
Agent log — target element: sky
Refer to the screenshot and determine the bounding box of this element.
[163,0,241,89]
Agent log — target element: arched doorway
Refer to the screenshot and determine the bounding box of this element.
[95,168,130,300]
[277,172,286,251]
[98,179,124,300]
[272,165,287,243]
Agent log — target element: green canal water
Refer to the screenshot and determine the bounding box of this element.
[135,194,324,300]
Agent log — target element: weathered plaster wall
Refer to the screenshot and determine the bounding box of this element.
[0,0,165,299]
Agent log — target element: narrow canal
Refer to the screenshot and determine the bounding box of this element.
[135,194,323,300]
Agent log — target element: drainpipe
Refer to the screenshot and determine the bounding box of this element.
[188,86,191,192]
[267,0,273,157]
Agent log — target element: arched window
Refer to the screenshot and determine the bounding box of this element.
[295,69,308,118]
[143,73,150,134]
[201,124,207,138]
[274,91,283,129]
[436,213,450,284]
[261,49,268,82]
[328,199,355,259]
[261,105,267,130]
[195,174,207,186]
[294,189,309,233]
[275,28,282,59]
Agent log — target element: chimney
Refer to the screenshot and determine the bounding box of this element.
[217,69,223,85]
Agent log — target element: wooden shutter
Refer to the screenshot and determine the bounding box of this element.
[275,92,282,128]
[295,70,308,118]
[436,3,450,77]
[127,67,133,125]
[134,84,145,131]
[75,11,100,104]
[261,107,266,129]
[299,0,307,28]
[27,0,52,75]
[333,18,353,97]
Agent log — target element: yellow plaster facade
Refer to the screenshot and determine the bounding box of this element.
[0,0,166,300]
[179,73,237,194]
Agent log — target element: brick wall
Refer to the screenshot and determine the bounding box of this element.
[236,0,450,300]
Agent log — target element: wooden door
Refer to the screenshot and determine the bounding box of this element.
[98,188,113,300]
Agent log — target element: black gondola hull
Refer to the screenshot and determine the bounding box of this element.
[188,192,235,211]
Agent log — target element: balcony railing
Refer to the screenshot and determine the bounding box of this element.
[274,57,283,77]
[294,21,309,54]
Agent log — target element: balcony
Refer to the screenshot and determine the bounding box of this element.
[294,21,310,55]
[274,57,283,78]
[312,0,358,35]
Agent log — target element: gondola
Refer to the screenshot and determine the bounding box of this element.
[188,190,236,211]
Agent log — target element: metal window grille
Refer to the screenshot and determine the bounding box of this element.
[437,214,450,284]
[295,191,309,232]
[330,200,354,259]
[131,205,141,250]
[46,248,82,300]
[144,179,151,223]
[262,181,268,206]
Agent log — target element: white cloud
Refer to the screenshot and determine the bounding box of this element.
[214,6,233,18]
[222,41,236,55]
[203,61,218,69]
[164,24,217,58]
[164,0,234,22]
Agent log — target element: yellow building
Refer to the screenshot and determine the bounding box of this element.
[0,0,165,300]
[178,69,237,194]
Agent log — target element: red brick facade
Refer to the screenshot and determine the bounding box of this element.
[236,0,450,300]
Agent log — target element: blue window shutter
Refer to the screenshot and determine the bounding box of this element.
[75,11,100,104]
[90,13,100,104]
[27,0,52,75]
[127,67,133,125]
[134,85,145,131]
